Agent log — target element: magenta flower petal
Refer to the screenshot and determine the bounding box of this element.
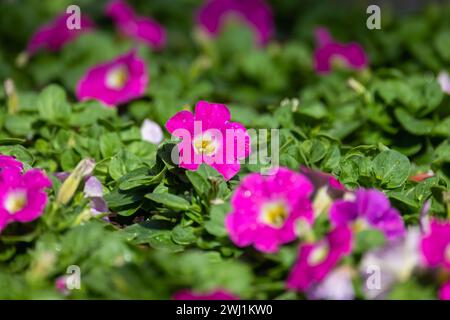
[0,154,23,174]
[165,110,195,135]
[27,13,94,56]
[329,200,358,225]
[197,0,274,46]
[165,101,250,180]
[76,50,148,107]
[226,168,314,253]
[22,169,53,190]
[0,169,52,233]
[287,225,352,292]
[330,188,405,240]
[118,17,166,50]
[420,219,450,270]
[106,0,166,50]
[195,100,231,130]
[439,281,450,300]
[313,27,368,74]
[210,163,241,181]
[173,289,238,300]
[106,0,135,23]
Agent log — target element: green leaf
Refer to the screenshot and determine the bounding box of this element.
[4,115,34,136]
[0,145,34,164]
[145,192,190,211]
[186,170,211,197]
[204,203,230,237]
[172,225,197,245]
[434,30,450,62]
[372,150,410,188]
[394,108,433,136]
[100,132,122,158]
[108,150,142,181]
[37,85,71,123]
[354,229,386,253]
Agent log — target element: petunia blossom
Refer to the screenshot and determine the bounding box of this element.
[329,189,405,240]
[76,50,148,107]
[287,225,353,292]
[360,228,422,299]
[225,168,314,253]
[438,71,450,95]
[173,289,238,300]
[165,101,250,180]
[106,0,166,50]
[313,27,368,74]
[196,0,274,46]
[0,168,52,233]
[27,12,94,56]
[420,218,450,270]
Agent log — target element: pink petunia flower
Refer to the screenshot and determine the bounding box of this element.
[439,281,450,300]
[0,168,52,233]
[438,71,450,95]
[165,101,250,180]
[329,189,405,240]
[76,50,148,107]
[0,154,23,173]
[173,289,238,300]
[27,12,94,56]
[225,168,314,253]
[196,0,274,46]
[313,27,368,74]
[420,218,450,270]
[106,0,166,50]
[287,225,353,292]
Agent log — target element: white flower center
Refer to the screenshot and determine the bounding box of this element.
[353,218,369,232]
[105,65,129,90]
[193,134,218,156]
[260,201,289,228]
[308,243,330,266]
[4,190,27,214]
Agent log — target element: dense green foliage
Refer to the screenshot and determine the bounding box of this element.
[0,0,449,299]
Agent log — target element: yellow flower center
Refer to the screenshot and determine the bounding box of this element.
[105,65,129,90]
[4,190,27,214]
[353,218,369,233]
[331,56,348,70]
[260,201,289,228]
[308,243,330,266]
[193,134,217,156]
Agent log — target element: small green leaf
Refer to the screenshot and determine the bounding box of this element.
[37,85,71,123]
[145,192,190,211]
[372,150,410,188]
